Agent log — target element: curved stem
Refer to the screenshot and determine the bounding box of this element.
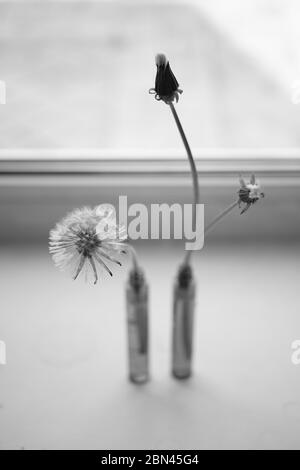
[104,241,139,271]
[169,103,199,265]
[177,201,239,275]
[204,200,239,237]
[125,244,139,271]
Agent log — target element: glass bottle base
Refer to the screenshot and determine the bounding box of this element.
[129,373,149,384]
[172,369,192,380]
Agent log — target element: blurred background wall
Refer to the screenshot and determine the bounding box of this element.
[0,0,299,244]
[1,0,300,148]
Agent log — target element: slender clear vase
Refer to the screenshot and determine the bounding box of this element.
[172,264,196,379]
[126,268,149,384]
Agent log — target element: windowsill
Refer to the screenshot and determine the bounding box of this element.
[0,148,300,187]
[0,148,299,243]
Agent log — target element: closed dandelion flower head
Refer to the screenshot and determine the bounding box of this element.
[149,53,182,104]
[49,205,127,284]
[238,174,265,214]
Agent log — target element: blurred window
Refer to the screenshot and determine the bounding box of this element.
[0,0,299,152]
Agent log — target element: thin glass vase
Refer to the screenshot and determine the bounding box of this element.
[126,268,149,384]
[172,265,196,379]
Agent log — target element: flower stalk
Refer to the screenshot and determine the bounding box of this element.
[169,102,200,265]
[204,200,239,236]
[105,240,139,271]
[150,53,201,379]
[149,53,200,265]
[150,53,266,381]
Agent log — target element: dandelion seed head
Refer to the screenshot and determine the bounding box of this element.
[49,205,127,284]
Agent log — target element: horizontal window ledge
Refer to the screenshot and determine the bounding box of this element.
[0,148,300,187]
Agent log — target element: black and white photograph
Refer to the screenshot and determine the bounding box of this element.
[0,0,300,453]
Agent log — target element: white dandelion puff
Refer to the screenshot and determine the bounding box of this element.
[49,205,128,284]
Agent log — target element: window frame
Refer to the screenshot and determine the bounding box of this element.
[0,148,299,187]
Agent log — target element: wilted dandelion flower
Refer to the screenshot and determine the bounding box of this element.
[49,205,127,284]
[149,53,182,104]
[238,174,265,214]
